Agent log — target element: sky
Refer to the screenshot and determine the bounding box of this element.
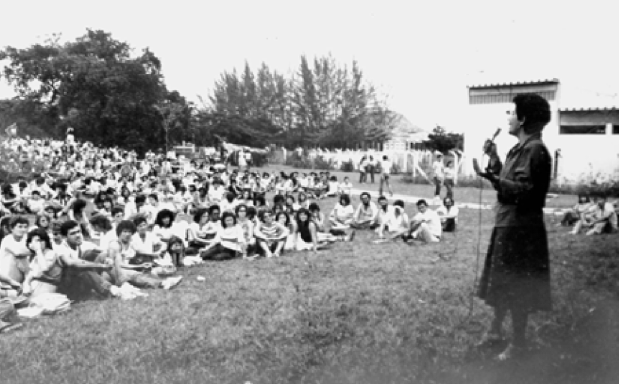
[1,0,619,132]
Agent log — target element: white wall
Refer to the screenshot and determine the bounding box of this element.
[464,105,619,182]
[553,124,619,183]
[463,100,561,177]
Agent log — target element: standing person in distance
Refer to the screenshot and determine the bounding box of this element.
[475,93,553,360]
[378,155,393,197]
[367,155,376,184]
[432,153,445,203]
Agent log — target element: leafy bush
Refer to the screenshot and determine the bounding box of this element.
[339,160,355,172]
[285,153,335,170]
[251,152,269,168]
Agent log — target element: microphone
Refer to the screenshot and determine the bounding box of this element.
[491,128,501,142]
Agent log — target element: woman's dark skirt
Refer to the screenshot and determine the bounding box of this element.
[478,226,552,312]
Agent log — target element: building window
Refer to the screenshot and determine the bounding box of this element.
[560,125,606,135]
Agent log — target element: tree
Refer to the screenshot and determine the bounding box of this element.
[1,30,173,153]
[206,55,393,150]
[423,126,464,153]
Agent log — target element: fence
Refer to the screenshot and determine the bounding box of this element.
[268,147,467,184]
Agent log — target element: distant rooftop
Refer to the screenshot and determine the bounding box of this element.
[468,79,560,89]
[559,107,619,112]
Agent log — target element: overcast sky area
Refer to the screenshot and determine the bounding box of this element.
[1,0,619,132]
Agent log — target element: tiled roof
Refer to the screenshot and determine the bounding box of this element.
[468,79,559,89]
[559,107,619,112]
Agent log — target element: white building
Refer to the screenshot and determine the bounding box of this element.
[464,79,619,183]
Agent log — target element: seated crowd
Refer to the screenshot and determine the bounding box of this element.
[558,193,618,235]
[0,136,459,332]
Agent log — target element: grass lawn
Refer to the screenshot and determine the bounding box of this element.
[256,164,578,209]
[2,190,618,382]
[0,191,619,383]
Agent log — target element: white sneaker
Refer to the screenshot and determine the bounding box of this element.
[110,285,121,297]
[162,276,183,290]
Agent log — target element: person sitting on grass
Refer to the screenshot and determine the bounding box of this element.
[236,205,256,259]
[152,209,177,243]
[375,200,409,242]
[436,197,459,233]
[164,235,200,267]
[328,194,356,241]
[107,220,182,290]
[26,190,46,215]
[187,207,220,251]
[68,198,94,239]
[22,228,113,298]
[338,176,353,196]
[558,194,593,227]
[200,211,245,261]
[297,192,310,211]
[55,220,121,299]
[352,192,379,229]
[571,193,618,235]
[131,215,167,262]
[373,195,393,231]
[403,199,442,244]
[0,216,31,299]
[293,209,332,252]
[277,212,298,251]
[89,214,116,251]
[326,176,339,197]
[254,209,289,259]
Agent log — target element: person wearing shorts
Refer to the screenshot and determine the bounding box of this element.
[379,155,393,197]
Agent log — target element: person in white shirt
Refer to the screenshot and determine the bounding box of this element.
[379,155,393,197]
[376,200,409,241]
[328,194,356,241]
[436,197,459,232]
[326,176,339,197]
[208,179,226,204]
[338,177,353,196]
[0,217,31,298]
[55,220,120,298]
[373,195,393,229]
[432,153,445,201]
[200,212,246,260]
[404,199,442,243]
[26,191,46,214]
[131,216,167,259]
[358,156,368,184]
[571,194,618,235]
[352,192,378,229]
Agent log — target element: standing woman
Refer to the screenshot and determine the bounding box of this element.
[476,93,553,360]
[358,156,367,184]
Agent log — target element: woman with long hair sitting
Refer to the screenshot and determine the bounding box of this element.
[200,212,245,261]
[187,206,220,252]
[276,211,297,251]
[293,209,331,252]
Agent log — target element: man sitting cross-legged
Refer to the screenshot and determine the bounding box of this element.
[403,199,442,244]
[105,220,182,290]
[351,192,379,229]
[375,200,409,242]
[54,220,121,299]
